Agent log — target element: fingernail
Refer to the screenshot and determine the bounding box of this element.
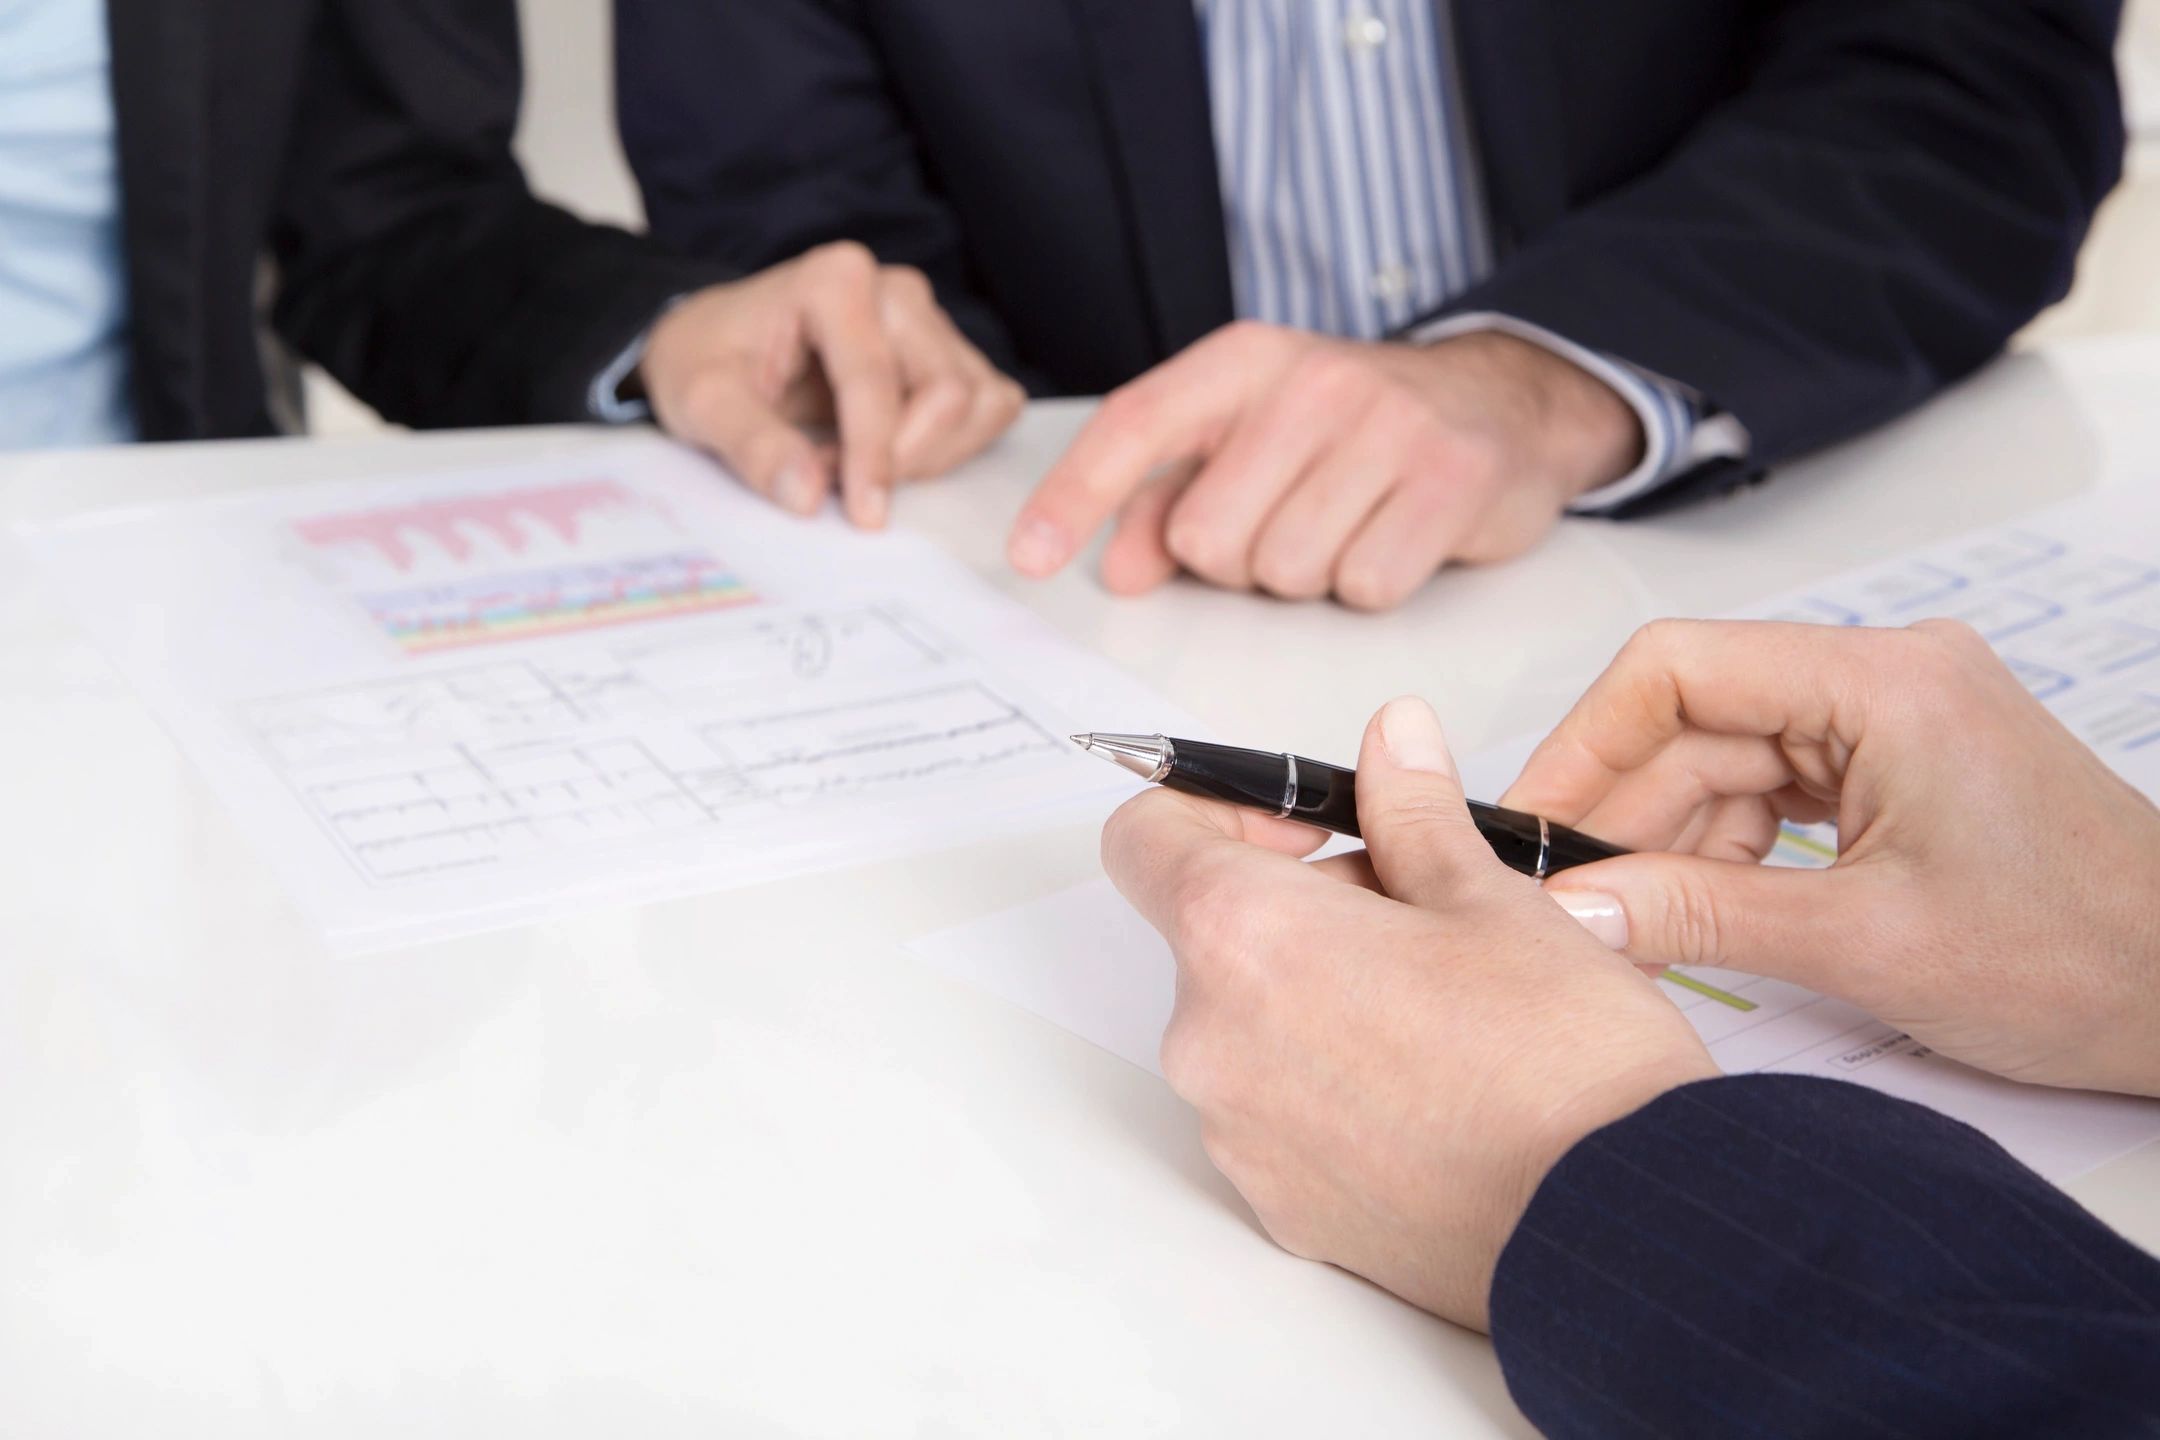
[1547,890,1629,952]
[1377,696,1456,778]
[855,485,890,529]
[1009,517,1068,576]
[777,465,822,515]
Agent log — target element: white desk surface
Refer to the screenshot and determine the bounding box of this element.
[4,336,2158,1439]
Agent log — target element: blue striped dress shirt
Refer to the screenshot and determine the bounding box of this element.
[1197,0,1746,511]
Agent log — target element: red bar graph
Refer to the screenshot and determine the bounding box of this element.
[293,480,637,573]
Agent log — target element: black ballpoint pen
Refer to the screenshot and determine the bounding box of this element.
[1071,732,1630,881]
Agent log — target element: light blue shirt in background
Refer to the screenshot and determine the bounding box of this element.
[1197,0,1747,510]
[0,0,135,451]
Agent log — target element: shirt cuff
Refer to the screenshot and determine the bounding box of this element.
[1407,312,1751,515]
[586,325,655,424]
[586,292,704,425]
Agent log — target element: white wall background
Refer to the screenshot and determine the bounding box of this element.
[306,0,2160,436]
[510,0,642,229]
[2127,0,2160,136]
[2033,0,2160,338]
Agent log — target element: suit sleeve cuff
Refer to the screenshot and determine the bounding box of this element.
[1407,312,1750,514]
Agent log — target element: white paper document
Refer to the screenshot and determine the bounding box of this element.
[18,444,1192,952]
[1739,494,2160,795]
[912,489,2160,1182]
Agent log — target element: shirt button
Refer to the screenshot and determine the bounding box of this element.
[1345,13,1389,51]
[1371,266,1413,302]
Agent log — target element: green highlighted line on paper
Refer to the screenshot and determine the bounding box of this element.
[1660,969,1759,1012]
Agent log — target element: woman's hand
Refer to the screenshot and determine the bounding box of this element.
[1103,697,1716,1331]
[1508,620,2160,1097]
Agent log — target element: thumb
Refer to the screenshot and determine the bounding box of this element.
[1355,696,1498,909]
[1543,853,1846,987]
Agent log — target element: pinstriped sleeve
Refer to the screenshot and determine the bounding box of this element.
[1408,311,1751,515]
[1489,1075,2160,1438]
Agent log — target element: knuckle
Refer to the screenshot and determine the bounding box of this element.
[1164,516,1230,579]
[1217,319,1278,353]
[809,240,879,285]
[1256,1208,1323,1263]
[917,375,972,415]
[1629,617,1696,658]
[1197,1124,1242,1177]
[1895,622,1997,710]
[741,436,803,491]
[1333,563,1410,613]
[1664,870,1728,968]
[1906,618,1995,681]
[1909,616,1986,651]
[1233,1173,1321,1261]
[1251,545,1328,602]
[1617,618,1701,678]
[881,263,934,303]
[1290,347,1374,402]
[1098,381,1156,432]
[1159,1017,1221,1103]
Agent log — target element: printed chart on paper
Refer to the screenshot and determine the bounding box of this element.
[18,444,1189,950]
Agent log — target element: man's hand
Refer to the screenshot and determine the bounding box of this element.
[1508,620,2160,1098]
[1103,696,1716,1330]
[639,243,1026,528]
[1009,324,1642,610]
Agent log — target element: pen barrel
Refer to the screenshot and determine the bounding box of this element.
[1465,802,1630,877]
[1283,756,1361,836]
[1161,742,1368,834]
[1540,820,1632,875]
[1466,802,1557,876]
[1156,739,1629,873]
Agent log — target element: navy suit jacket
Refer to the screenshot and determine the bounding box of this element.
[1495,1076,2160,1437]
[618,0,2123,508]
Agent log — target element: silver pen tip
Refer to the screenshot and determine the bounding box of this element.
[1068,731,1174,783]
